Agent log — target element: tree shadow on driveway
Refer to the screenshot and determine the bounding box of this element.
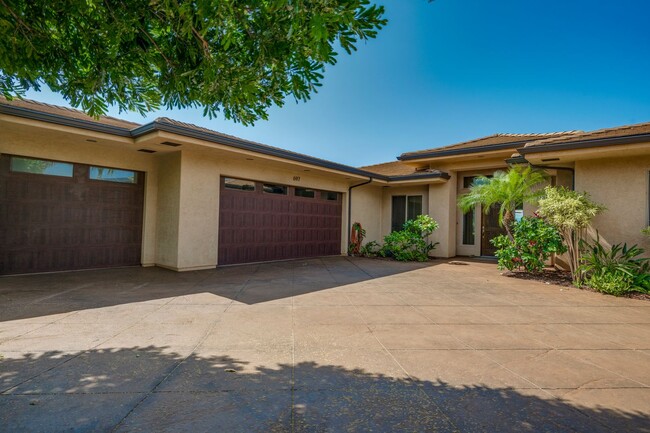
[0,257,439,323]
[1,346,648,432]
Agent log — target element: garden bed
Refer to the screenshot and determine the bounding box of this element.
[503,269,650,301]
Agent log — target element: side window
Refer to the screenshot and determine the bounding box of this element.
[462,209,475,245]
[391,195,423,231]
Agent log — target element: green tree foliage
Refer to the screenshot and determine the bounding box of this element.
[491,216,566,273]
[380,215,439,262]
[0,0,386,123]
[457,166,548,239]
[537,186,605,283]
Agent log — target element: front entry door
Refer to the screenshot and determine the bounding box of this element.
[481,206,507,256]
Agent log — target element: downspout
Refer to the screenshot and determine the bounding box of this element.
[347,177,373,255]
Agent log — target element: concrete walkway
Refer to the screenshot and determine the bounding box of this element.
[0,257,649,432]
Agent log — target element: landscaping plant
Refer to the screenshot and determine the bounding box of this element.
[380,215,439,262]
[349,222,366,256]
[537,186,605,284]
[359,240,381,257]
[458,166,548,240]
[580,237,650,296]
[491,215,566,273]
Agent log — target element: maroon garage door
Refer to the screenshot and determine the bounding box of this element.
[0,154,144,275]
[218,177,342,265]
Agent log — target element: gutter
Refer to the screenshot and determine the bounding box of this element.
[347,177,373,255]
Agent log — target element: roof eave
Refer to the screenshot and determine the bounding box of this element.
[398,140,532,161]
[518,133,650,155]
[0,103,133,137]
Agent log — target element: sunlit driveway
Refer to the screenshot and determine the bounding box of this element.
[1,257,649,432]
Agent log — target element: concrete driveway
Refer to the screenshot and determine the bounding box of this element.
[1,257,649,432]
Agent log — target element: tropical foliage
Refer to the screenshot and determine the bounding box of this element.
[348,222,366,256]
[580,238,650,296]
[380,215,439,262]
[537,186,605,283]
[0,0,386,123]
[457,166,548,239]
[491,216,566,273]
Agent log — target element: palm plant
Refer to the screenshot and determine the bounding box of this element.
[457,165,548,239]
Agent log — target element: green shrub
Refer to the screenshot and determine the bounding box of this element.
[491,216,566,273]
[380,215,439,262]
[537,186,605,283]
[580,238,650,296]
[359,240,381,257]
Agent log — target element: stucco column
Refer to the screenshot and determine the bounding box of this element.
[428,173,457,258]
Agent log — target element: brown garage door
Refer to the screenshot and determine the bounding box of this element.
[0,154,144,275]
[218,177,342,265]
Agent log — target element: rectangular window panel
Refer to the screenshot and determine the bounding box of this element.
[391,195,406,232]
[463,176,476,189]
[10,156,73,177]
[295,188,315,198]
[321,191,339,201]
[89,166,137,183]
[224,177,255,191]
[263,184,287,195]
[407,195,423,220]
[462,210,475,245]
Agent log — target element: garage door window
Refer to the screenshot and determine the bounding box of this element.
[295,188,315,198]
[263,184,287,195]
[321,191,339,201]
[10,156,73,177]
[224,177,255,191]
[89,166,137,183]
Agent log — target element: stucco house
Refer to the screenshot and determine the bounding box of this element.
[1,97,648,275]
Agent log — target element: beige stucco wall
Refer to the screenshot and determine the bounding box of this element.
[0,123,159,266]
[155,152,181,269]
[575,155,650,251]
[349,184,383,245]
[428,174,457,258]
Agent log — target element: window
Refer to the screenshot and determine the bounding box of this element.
[391,195,422,231]
[263,183,287,195]
[462,210,475,245]
[89,166,137,183]
[463,175,492,189]
[224,177,255,191]
[321,191,339,201]
[10,156,73,177]
[295,187,315,198]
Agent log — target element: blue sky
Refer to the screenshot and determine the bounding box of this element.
[26,0,650,167]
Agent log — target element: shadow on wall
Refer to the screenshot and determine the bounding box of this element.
[0,257,439,323]
[1,346,648,432]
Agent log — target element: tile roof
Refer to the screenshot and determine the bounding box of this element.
[358,161,420,176]
[400,131,581,159]
[0,96,141,129]
[523,121,650,149]
[358,160,448,179]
